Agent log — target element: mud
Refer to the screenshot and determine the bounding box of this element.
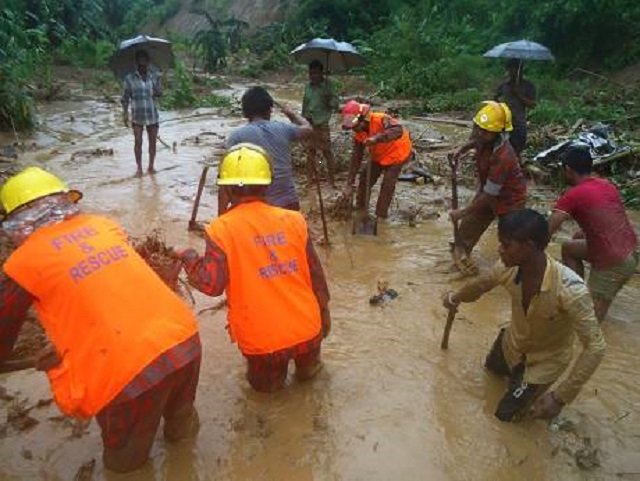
[6,399,38,432]
[8,315,48,364]
[133,230,182,291]
[0,76,638,481]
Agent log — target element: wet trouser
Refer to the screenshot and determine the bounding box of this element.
[456,203,496,255]
[509,125,527,156]
[356,159,407,218]
[96,358,201,472]
[485,329,548,422]
[244,334,322,392]
[456,202,526,255]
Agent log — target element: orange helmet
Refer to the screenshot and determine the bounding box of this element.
[342,100,370,129]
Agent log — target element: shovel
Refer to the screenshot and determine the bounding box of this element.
[441,153,459,350]
[352,158,378,235]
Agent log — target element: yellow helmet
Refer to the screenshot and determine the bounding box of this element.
[0,167,82,216]
[218,143,272,186]
[473,101,513,133]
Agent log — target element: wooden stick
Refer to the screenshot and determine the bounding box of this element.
[157,135,171,149]
[0,358,37,373]
[440,306,458,350]
[412,116,473,128]
[189,166,210,231]
[441,153,460,350]
[310,156,330,245]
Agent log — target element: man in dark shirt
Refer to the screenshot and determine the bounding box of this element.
[549,145,638,321]
[495,59,537,156]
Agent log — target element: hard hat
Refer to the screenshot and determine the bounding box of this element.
[342,100,370,129]
[0,167,82,216]
[218,143,272,186]
[473,101,513,133]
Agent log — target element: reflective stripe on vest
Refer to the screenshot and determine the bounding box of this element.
[3,214,198,418]
[206,201,321,355]
[354,112,412,166]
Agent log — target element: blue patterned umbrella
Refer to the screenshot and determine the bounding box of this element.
[110,35,174,79]
[484,40,554,61]
[290,38,365,73]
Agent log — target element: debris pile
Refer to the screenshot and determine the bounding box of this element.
[369,280,399,306]
[133,230,182,291]
[70,148,114,161]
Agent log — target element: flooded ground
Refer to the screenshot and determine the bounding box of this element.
[0,79,639,481]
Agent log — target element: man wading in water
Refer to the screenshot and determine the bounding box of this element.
[121,50,162,177]
[443,209,605,421]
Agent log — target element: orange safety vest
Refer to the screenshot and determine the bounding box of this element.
[354,112,412,166]
[206,201,322,355]
[3,214,198,418]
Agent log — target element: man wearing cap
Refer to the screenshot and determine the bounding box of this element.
[179,143,331,393]
[450,101,527,275]
[0,167,201,472]
[549,145,638,321]
[495,59,537,156]
[341,101,413,219]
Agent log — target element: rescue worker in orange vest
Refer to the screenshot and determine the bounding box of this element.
[179,143,330,393]
[341,101,413,219]
[0,167,201,473]
[450,101,527,275]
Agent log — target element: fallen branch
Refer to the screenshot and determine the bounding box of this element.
[159,112,220,125]
[0,358,37,373]
[411,116,473,128]
[157,135,171,149]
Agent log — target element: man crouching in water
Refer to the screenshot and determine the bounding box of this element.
[179,143,330,392]
[443,209,605,421]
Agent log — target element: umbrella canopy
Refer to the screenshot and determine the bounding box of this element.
[290,38,365,73]
[483,40,554,61]
[109,35,174,79]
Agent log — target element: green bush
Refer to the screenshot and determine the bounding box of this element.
[161,61,231,109]
[423,88,485,113]
[54,37,116,68]
[161,61,197,109]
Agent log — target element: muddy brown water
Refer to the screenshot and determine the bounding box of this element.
[0,80,639,481]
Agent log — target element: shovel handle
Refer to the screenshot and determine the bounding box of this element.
[189,166,209,228]
[440,306,457,350]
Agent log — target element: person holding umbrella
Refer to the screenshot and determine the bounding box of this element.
[302,60,340,187]
[121,50,163,177]
[495,59,537,156]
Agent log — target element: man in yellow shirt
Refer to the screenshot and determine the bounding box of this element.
[443,209,606,421]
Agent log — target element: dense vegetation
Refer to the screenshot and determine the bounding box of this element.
[1,0,639,131]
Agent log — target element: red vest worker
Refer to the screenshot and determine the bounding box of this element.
[341,101,413,219]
